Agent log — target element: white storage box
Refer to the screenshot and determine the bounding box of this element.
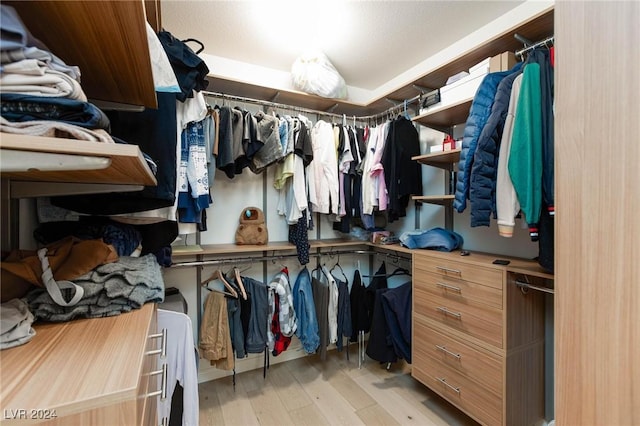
[469,57,491,76]
[440,72,485,106]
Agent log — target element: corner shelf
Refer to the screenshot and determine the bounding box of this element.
[170,239,370,260]
[412,99,473,132]
[412,149,461,169]
[410,148,459,216]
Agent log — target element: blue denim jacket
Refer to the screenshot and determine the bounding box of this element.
[292,267,320,353]
[399,227,464,251]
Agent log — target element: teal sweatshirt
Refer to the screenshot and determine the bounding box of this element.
[508,62,542,240]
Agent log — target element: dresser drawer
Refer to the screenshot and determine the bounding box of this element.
[413,351,502,426]
[414,286,503,348]
[414,269,502,310]
[413,315,502,396]
[414,254,502,290]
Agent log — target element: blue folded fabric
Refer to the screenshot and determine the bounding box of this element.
[399,227,464,251]
[0,93,110,131]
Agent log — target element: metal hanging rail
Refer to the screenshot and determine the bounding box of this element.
[515,35,554,59]
[170,249,376,269]
[201,90,421,123]
[514,279,555,295]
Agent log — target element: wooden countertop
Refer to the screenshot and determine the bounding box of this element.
[0,303,155,424]
[412,249,554,280]
[169,239,551,280]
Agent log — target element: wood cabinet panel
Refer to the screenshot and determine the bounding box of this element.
[414,315,502,396]
[414,268,502,310]
[4,0,156,108]
[414,286,503,348]
[413,254,503,290]
[411,250,548,426]
[556,1,640,424]
[0,304,157,425]
[413,351,502,426]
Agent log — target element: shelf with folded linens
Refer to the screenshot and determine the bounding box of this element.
[0,1,159,195]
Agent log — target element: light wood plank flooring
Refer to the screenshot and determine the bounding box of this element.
[199,348,480,426]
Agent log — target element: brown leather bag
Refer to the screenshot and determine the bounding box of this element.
[235,207,268,245]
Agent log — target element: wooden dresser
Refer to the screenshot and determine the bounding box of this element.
[0,303,160,425]
[412,250,551,426]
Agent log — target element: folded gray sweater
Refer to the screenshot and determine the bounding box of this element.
[26,254,164,322]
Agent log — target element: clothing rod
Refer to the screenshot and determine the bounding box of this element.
[170,249,375,268]
[374,251,412,263]
[514,280,555,295]
[201,90,421,122]
[515,35,554,58]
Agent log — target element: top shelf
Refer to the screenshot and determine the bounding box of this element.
[206,8,553,117]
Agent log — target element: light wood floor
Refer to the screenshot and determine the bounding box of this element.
[199,348,480,426]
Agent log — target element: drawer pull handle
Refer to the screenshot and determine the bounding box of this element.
[161,417,168,426]
[436,266,462,276]
[437,377,460,394]
[436,307,462,319]
[436,282,462,293]
[435,345,461,360]
[145,363,168,400]
[147,328,167,358]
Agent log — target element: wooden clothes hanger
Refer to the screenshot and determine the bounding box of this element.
[233,267,248,300]
[201,269,238,298]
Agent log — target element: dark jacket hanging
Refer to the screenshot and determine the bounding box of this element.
[349,269,368,342]
[381,281,412,363]
[365,287,397,363]
[381,117,422,222]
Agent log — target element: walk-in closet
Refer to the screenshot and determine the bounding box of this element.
[1,1,638,426]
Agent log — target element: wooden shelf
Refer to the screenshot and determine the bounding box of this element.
[4,1,157,108]
[171,238,368,259]
[0,133,157,186]
[412,194,455,206]
[412,98,473,131]
[412,149,461,169]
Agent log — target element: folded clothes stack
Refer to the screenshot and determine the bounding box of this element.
[0,298,36,350]
[25,254,165,322]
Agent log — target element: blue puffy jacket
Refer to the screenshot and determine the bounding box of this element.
[453,68,520,213]
[469,65,523,226]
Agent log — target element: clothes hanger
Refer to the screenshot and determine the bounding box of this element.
[200,269,238,298]
[201,269,237,298]
[388,266,411,277]
[402,100,411,120]
[233,267,248,300]
[311,261,329,281]
[330,253,348,284]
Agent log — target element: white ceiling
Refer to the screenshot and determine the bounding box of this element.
[160,1,525,92]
